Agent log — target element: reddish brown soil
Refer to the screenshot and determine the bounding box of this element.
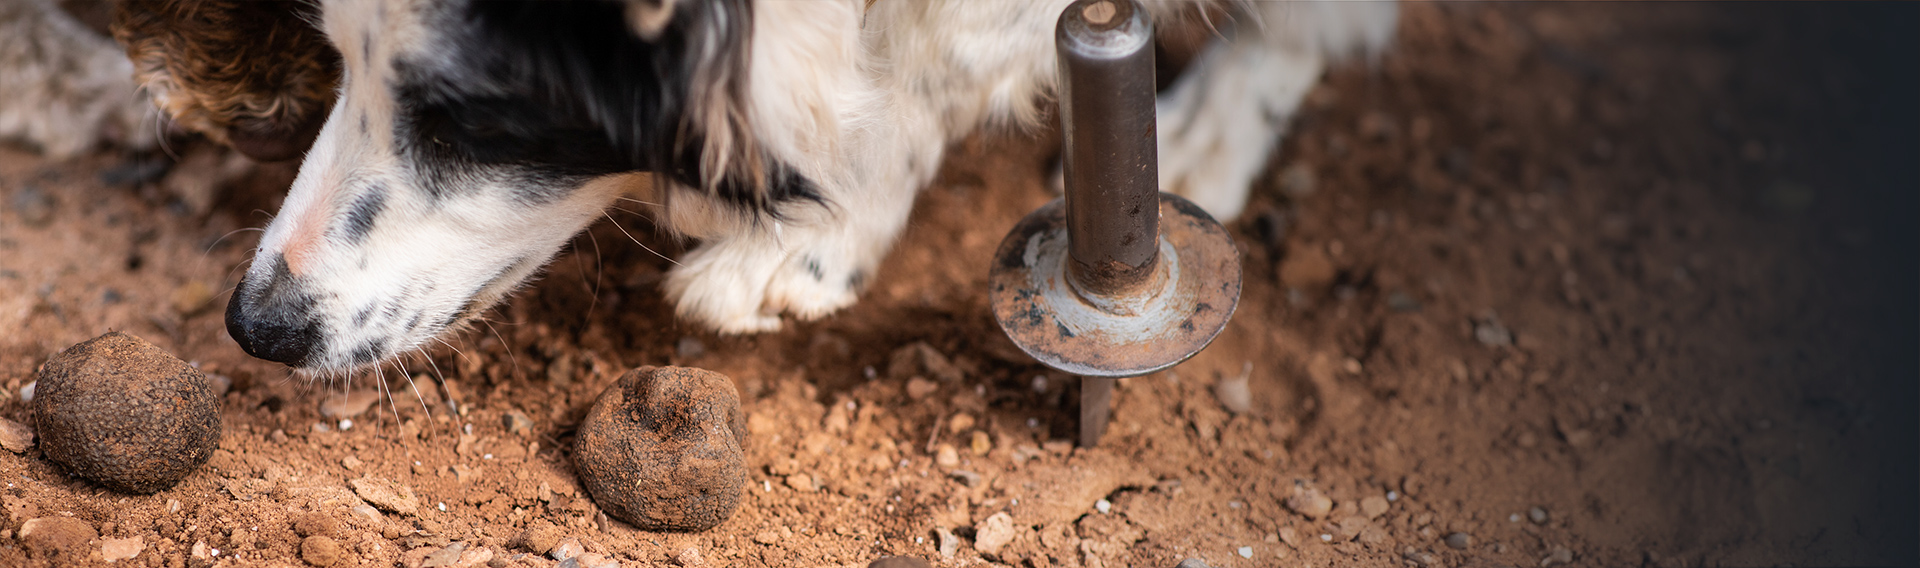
[1,3,1913,568]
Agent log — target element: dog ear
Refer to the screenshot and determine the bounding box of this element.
[625,0,678,40]
[111,0,339,162]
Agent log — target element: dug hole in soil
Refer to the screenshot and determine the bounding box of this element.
[1,3,1914,567]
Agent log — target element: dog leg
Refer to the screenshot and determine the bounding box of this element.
[1156,1,1397,222]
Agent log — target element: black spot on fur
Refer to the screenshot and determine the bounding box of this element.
[352,304,375,328]
[389,0,818,212]
[339,188,386,244]
[348,340,384,367]
[805,256,824,282]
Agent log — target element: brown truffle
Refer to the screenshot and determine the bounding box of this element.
[573,366,748,532]
[33,332,220,494]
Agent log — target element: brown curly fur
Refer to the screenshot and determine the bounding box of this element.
[111,0,340,161]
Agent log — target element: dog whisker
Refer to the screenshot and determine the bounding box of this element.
[614,196,664,208]
[418,349,456,414]
[603,211,679,267]
[479,318,521,381]
[203,227,265,255]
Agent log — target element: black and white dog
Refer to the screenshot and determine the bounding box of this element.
[216,0,1396,372]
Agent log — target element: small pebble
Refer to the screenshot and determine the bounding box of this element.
[948,413,975,433]
[1237,546,1253,559]
[673,546,704,566]
[1285,484,1333,519]
[786,473,816,492]
[1474,315,1513,347]
[318,390,382,420]
[934,444,960,467]
[503,410,534,435]
[573,366,748,532]
[100,536,145,562]
[949,469,983,488]
[1445,532,1472,550]
[1095,498,1112,514]
[420,542,465,567]
[1213,367,1252,414]
[1529,506,1550,524]
[974,513,1017,555]
[18,517,96,561]
[19,381,35,403]
[1277,527,1301,547]
[935,527,959,558]
[1542,545,1574,566]
[968,430,992,456]
[551,538,583,561]
[1360,495,1390,519]
[350,477,420,516]
[1174,558,1214,568]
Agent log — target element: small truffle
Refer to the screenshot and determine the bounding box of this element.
[33,332,220,494]
[573,366,748,532]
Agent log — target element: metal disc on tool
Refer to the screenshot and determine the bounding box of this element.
[989,193,1241,378]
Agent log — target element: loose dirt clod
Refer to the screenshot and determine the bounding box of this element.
[869,555,932,568]
[18,517,97,562]
[1286,483,1334,519]
[573,366,748,532]
[32,332,220,494]
[302,535,343,566]
[0,416,34,452]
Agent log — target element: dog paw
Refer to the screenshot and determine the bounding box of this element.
[664,235,871,334]
[763,251,865,322]
[664,238,789,334]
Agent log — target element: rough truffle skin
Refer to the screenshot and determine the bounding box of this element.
[34,332,220,494]
[574,366,749,532]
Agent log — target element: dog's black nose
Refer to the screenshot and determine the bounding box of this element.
[225,255,321,366]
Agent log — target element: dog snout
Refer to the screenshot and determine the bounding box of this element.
[225,255,322,366]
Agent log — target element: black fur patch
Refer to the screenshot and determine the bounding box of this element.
[388,0,819,212]
[339,188,386,244]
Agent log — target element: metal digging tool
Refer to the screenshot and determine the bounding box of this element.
[989,0,1242,448]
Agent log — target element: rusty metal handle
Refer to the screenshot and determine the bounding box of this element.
[1058,0,1160,297]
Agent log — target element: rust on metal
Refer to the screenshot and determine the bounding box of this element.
[989,195,1241,378]
[988,0,1244,445]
